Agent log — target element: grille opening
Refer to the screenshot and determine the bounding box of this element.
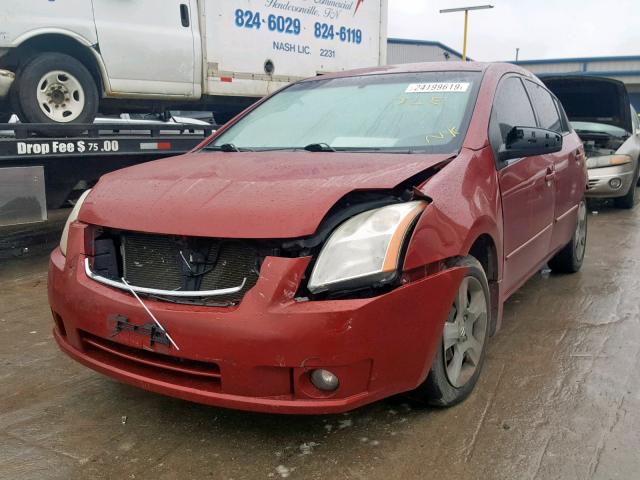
[92,229,263,306]
[81,331,222,392]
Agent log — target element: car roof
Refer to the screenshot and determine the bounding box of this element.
[300,61,536,82]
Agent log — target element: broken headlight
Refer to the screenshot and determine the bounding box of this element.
[60,189,91,256]
[307,201,427,294]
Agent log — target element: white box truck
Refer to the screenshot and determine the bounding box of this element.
[0,0,388,125]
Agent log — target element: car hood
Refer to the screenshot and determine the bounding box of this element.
[80,151,452,238]
[542,76,632,132]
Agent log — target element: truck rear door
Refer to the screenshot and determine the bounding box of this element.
[202,0,387,98]
[91,0,199,97]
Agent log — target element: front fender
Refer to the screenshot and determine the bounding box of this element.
[403,148,502,277]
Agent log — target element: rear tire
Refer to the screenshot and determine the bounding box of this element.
[408,256,490,407]
[16,52,98,135]
[548,199,587,273]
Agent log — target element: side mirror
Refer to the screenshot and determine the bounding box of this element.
[498,126,563,162]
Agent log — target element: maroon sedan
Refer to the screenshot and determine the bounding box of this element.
[49,62,587,414]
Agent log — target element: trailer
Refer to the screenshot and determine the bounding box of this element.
[0,122,214,226]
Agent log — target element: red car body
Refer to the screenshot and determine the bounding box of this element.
[49,62,587,414]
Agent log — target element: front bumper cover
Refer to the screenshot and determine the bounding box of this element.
[49,239,463,414]
[586,163,636,198]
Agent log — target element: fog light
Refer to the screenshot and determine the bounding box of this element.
[609,178,623,189]
[310,369,339,391]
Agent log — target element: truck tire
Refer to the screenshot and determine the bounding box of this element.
[17,53,98,134]
[0,98,11,122]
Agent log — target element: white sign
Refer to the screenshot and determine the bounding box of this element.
[405,82,470,93]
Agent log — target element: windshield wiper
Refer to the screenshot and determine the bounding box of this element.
[303,143,336,152]
[203,143,251,152]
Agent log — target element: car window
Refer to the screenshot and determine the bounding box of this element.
[554,98,572,133]
[490,76,537,148]
[524,80,562,133]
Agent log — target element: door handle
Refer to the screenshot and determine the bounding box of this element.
[180,3,190,27]
[545,167,555,183]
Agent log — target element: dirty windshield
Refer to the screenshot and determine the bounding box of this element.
[206,71,481,153]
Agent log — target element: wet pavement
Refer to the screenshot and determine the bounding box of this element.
[1,203,639,480]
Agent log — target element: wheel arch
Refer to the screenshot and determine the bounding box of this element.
[465,231,501,336]
[6,31,109,96]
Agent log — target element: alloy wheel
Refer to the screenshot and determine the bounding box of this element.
[443,276,488,388]
[574,200,587,261]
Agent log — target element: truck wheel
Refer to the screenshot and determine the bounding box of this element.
[17,53,98,132]
[408,256,490,407]
[548,199,587,273]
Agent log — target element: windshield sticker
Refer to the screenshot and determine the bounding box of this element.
[425,127,460,144]
[406,82,470,93]
[396,95,446,106]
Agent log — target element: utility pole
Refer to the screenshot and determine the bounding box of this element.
[439,5,494,61]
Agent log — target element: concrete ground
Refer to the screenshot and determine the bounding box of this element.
[1,204,639,480]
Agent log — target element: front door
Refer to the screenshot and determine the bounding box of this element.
[91,0,198,97]
[498,155,556,295]
[490,75,556,296]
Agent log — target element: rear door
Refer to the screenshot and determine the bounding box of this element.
[91,0,198,97]
[491,75,556,296]
[525,79,584,251]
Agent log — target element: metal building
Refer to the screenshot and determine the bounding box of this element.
[387,38,466,64]
[514,56,640,110]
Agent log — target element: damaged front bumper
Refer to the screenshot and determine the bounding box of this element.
[48,235,463,414]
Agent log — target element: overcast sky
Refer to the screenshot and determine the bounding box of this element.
[388,0,640,61]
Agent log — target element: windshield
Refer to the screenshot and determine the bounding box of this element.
[571,121,628,138]
[206,71,482,153]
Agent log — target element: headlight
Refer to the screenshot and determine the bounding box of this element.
[587,154,632,169]
[307,200,427,293]
[60,189,91,256]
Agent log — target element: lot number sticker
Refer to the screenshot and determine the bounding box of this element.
[405,82,470,93]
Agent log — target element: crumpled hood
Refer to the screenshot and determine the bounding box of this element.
[80,151,451,238]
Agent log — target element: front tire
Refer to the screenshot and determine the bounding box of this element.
[16,53,98,133]
[408,256,490,407]
[548,199,587,273]
[614,179,637,209]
